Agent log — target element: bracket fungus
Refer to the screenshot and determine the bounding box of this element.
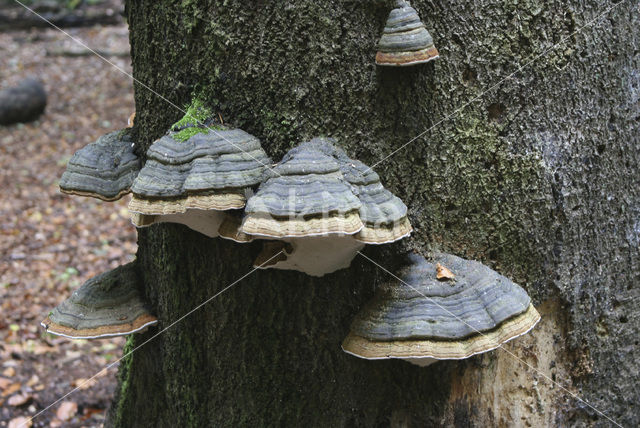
[129,127,271,238]
[41,262,157,339]
[59,129,140,201]
[342,253,540,366]
[376,0,439,66]
[239,138,411,276]
[339,156,412,244]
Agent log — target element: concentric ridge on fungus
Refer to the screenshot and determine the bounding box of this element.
[242,138,412,243]
[240,138,412,276]
[376,0,439,66]
[128,128,271,237]
[41,262,158,339]
[342,253,540,366]
[337,157,412,244]
[59,129,140,201]
[241,143,363,237]
[130,129,270,214]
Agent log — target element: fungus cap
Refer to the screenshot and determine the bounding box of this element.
[241,144,363,237]
[59,130,140,201]
[337,157,412,244]
[241,138,411,242]
[376,1,439,66]
[301,138,412,243]
[129,129,271,216]
[238,138,412,276]
[41,262,157,339]
[342,253,540,366]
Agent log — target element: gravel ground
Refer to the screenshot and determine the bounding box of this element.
[1,22,136,428]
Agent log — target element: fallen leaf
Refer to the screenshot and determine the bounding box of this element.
[49,419,63,428]
[72,377,97,390]
[80,407,105,421]
[436,263,455,281]
[30,344,56,355]
[1,21,133,428]
[3,344,23,356]
[8,393,32,406]
[3,366,16,377]
[1,382,21,397]
[8,416,32,428]
[0,377,11,390]
[26,375,39,387]
[56,400,78,421]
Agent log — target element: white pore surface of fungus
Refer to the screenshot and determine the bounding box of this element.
[133,209,225,238]
[258,235,365,277]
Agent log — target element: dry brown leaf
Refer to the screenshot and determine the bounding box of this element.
[436,263,455,281]
[72,377,97,390]
[1,21,133,428]
[3,344,23,355]
[56,400,78,421]
[1,382,21,397]
[3,367,16,377]
[8,416,32,428]
[0,377,11,390]
[26,375,39,387]
[30,345,56,355]
[8,393,32,407]
[81,407,105,421]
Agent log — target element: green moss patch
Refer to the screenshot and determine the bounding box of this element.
[170,99,225,142]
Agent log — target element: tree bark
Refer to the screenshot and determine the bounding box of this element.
[108,1,639,426]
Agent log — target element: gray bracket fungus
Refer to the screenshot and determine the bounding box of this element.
[338,158,411,244]
[238,138,412,277]
[130,130,270,205]
[128,128,271,237]
[376,0,439,66]
[242,144,363,237]
[59,129,141,201]
[342,253,540,366]
[41,262,158,340]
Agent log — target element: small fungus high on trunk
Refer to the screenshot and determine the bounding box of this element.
[376,0,439,67]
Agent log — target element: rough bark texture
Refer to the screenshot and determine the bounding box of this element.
[109,0,639,426]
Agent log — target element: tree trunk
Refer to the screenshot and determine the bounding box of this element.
[108,1,639,426]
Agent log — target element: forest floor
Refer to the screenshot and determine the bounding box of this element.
[0,21,135,428]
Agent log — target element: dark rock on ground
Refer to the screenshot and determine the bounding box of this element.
[0,78,47,125]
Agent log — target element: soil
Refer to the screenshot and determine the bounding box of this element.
[1,20,135,428]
